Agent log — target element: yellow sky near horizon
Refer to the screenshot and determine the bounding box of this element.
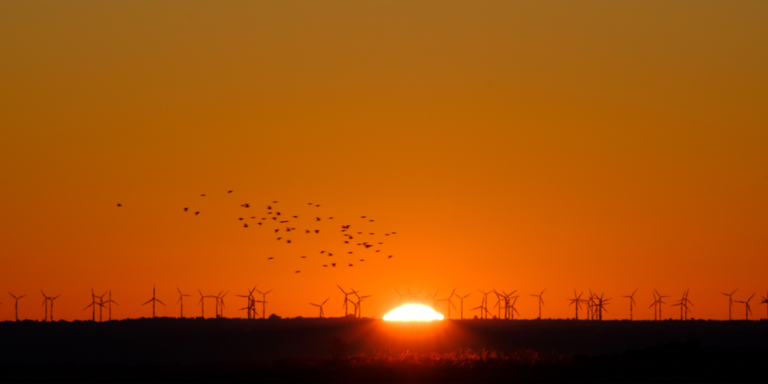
[1,0,767,322]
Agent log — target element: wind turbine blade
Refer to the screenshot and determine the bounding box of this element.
[143,299,153,305]
[157,299,166,306]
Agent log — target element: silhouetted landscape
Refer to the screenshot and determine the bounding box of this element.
[2,318,767,382]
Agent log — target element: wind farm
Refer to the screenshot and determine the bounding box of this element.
[2,0,768,381]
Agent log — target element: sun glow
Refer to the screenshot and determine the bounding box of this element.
[383,304,445,321]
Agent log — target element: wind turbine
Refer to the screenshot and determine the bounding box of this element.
[236,287,257,319]
[721,289,738,321]
[671,289,693,321]
[394,288,408,304]
[496,291,509,319]
[760,291,768,320]
[649,291,659,321]
[568,290,585,320]
[143,284,165,318]
[216,291,229,318]
[586,290,596,320]
[8,293,26,322]
[95,291,109,322]
[735,293,755,320]
[654,289,669,320]
[339,285,353,316]
[41,291,61,322]
[477,289,495,319]
[594,292,610,321]
[508,295,521,319]
[104,290,118,321]
[310,298,329,318]
[83,289,102,322]
[176,288,190,318]
[530,289,546,319]
[198,289,207,318]
[437,288,457,319]
[455,292,471,319]
[256,289,272,319]
[622,289,638,321]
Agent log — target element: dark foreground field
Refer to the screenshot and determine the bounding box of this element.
[2,318,767,382]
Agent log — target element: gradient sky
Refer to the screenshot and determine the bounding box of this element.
[1,0,767,322]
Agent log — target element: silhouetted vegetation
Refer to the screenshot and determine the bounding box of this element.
[1,318,767,382]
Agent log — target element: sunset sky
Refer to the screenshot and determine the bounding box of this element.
[1,0,767,322]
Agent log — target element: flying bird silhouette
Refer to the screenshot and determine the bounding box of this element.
[195,212,200,215]
[286,240,291,243]
[201,194,206,196]
[388,255,393,258]
[117,203,121,207]
[277,237,282,240]
[315,230,320,234]
[295,271,300,273]
[244,223,248,228]
[332,263,336,267]
[349,263,353,267]
[268,257,273,260]
[184,207,188,211]
[228,190,233,193]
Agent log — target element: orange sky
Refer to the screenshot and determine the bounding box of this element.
[1,0,767,322]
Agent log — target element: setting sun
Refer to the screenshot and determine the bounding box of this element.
[383,304,445,321]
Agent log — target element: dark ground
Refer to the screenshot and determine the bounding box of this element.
[1,318,767,382]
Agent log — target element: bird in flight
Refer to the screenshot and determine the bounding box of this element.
[332,263,336,267]
[349,263,353,267]
[286,240,291,243]
[228,190,233,193]
[301,256,306,258]
[117,203,122,207]
[184,207,188,211]
[244,223,248,228]
[295,271,300,273]
[195,212,200,215]
[315,230,320,234]
[388,255,393,259]
[277,237,282,240]
[268,257,273,260]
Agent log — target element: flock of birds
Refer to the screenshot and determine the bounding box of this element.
[117,190,399,273]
